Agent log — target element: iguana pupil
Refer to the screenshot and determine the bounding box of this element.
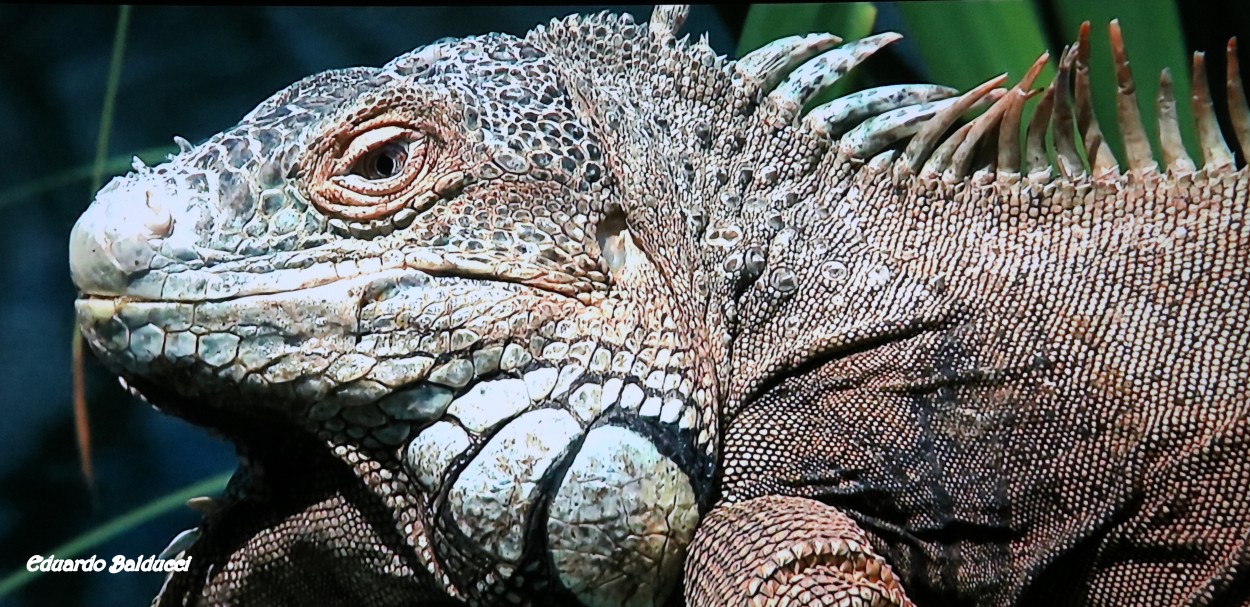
[362,143,406,179]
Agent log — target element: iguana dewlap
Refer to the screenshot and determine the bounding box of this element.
[68,5,1250,606]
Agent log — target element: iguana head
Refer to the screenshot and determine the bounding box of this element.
[69,6,747,606]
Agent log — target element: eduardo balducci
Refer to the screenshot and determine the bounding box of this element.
[26,554,193,573]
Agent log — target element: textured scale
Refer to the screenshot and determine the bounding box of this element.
[67,6,1250,607]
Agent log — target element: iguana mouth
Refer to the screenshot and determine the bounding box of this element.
[72,247,591,306]
[72,267,557,408]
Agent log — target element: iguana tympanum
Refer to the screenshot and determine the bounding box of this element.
[68,5,1250,606]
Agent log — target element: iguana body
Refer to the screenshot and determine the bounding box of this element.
[67,6,1250,606]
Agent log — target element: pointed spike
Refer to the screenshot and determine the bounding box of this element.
[1226,38,1250,163]
[922,118,976,176]
[998,88,1040,176]
[841,97,961,158]
[173,135,193,154]
[1074,21,1095,139]
[735,33,843,96]
[972,124,1000,174]
[1052,46,1085,178]
[764,33,903,125]
[158,527,202,560]
[131,155,147,172]
[1108,20,1158,172]
[186,496,220,516]
[867,149,899,171]
[649,5,689,39]
[804,84,959,137]
[1157,68,1197,173]
[1074,22,1119,176]
[1077,21,1093,66]
[1019,52,1051,91]
[1192,52,1235,171]
[950,91,1015,178]
[922,90,1008,176]
[1025,84,1056,174]
[1084,130,1108,177]
[995,53,1049,176]
[904,73,1010,172]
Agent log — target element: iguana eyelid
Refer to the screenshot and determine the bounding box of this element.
[335,125,426,179]
[331,173,404,195]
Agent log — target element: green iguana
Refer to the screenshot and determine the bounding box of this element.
[68,5,1250,606]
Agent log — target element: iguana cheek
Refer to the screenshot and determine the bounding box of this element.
[447,409,582,564]
[547,425,699,607]
[400,371,702,605]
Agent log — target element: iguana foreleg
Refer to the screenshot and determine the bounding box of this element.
[685,495,913,607]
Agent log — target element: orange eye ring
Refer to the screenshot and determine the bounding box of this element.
[302,115,436,221]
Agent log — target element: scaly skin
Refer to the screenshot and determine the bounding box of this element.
[68,5,1250,607]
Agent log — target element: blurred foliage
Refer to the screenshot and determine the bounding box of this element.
[739,0,1217,163]
[738,3,878,103]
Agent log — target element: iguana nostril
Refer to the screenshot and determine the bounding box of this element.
[69,180,173,296]
[144,191,174,237]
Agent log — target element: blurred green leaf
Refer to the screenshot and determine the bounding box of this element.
[0,147,175,211]
[894,2,1058,158]
[738,3,878,57]
[895,1,1055,161]
[738,3,878,103]
[896,1,1054,91]
[91,5,132,194]
[0,4,165,215]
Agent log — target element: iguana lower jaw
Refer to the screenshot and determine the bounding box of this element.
[72,213,716,606]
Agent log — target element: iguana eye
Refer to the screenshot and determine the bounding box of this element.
[355,142,409,180]
[335,125,426,183]
[301,118,438,221]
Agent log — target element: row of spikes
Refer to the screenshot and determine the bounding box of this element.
[733,19,1250,180]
